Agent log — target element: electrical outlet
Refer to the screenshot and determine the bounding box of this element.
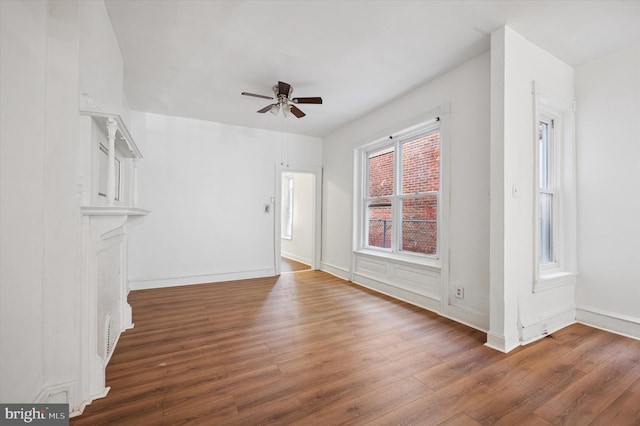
[455,287,464,299]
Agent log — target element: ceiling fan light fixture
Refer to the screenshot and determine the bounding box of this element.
[242,81,322,119]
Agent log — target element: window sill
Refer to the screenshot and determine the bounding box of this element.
[534,271,576,293]
[354,248,441,271]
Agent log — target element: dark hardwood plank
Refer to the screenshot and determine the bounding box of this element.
[70,271,640,425]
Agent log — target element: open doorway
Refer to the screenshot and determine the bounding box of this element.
[280,172,313,272]
[274,167,322,275]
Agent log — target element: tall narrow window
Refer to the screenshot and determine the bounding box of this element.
[363,120,440,256]
[282,175,293,239]
[532,87,577,291]
[538,118,555,264]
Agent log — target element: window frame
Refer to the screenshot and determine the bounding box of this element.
[537,114,558,268]
[281,174,293,240]
[356,114,443,265]
[532,85,577,292]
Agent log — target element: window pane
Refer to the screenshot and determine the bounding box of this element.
[401,196,437,255]
[402,133,439,194]
[540,192,553,263]
[367,199,392,249]
[281,176,293,239]
[539,121,550,190]
[368,146,394,197]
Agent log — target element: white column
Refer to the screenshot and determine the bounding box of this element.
[105,118,117,206]
[132,159,139,207]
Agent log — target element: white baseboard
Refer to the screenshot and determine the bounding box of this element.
[519,304,576,345]
[350,273,442,317]
[576,306,640,341]
[35,381,75,405]
[320,262,351,281]
[445,304,489,333]
[129,268,276,290]
[485,331,520,353]
[70,387,110,418]
[281,252,311,267]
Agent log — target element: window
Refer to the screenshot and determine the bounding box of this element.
[538,117,555,264]
[532,86,577,291]
[362,120,440,257]
[281,175,293,239]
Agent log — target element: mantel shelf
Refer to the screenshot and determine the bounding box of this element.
[80,109,142,159]
[81,206,150,217]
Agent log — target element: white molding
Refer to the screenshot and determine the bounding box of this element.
[352,269,439,301]
[350,274,442,315]
[534,272,576,293]
[69,387,110,418]
[320,262,351,281]
[446,304,490,332]
[531,83,577,293]
[485,331,520,353]
[81,206,150,216]
[519,304,576,344]
[129,268,276,290]
[353,248,441,271]
[80,109,142,159]
[274,165,323,276]
[34,381,75,405]
[281,252,312,267]
[576,306,640,341]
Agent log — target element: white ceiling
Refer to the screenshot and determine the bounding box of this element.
[105,0,640,138]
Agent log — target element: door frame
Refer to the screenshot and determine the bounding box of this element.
[274,165,322,275]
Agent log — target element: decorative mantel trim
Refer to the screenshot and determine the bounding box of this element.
[76,106,149,414]
[81,206,150,217]
[80,110,142,159]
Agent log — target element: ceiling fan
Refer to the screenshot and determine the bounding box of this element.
[241,81,322,118]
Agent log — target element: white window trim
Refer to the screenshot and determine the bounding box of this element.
[281,175,293,240]
[532,82,577,293]
[353,103,449,269]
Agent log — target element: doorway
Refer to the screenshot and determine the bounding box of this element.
[274,167,322,275]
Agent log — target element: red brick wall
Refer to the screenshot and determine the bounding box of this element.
[367,133,439,254]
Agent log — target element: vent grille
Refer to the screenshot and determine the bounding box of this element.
[105,313,113,359]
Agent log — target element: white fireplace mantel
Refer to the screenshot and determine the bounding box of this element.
[75,108,149,415]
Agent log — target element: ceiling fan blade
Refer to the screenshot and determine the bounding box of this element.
[242,92,273,100]
[292,97,323,104]
[290,105,306,118]
[257,104,276,113]
[278,81,291,97]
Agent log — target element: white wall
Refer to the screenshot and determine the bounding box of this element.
[1,0,81,405]
[1,0,50,404]
[322,51,491,330]
[488,26,576,352]
[281,172,314,265]
[575,44,640,338]
[79,0,131,125]
[0,0,131,409]
[128,112,322,289]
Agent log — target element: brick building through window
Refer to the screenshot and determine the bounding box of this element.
[366,131,440,255]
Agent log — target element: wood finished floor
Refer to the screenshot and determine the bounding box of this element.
[280,257,311,272]
[71,271,640,425]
